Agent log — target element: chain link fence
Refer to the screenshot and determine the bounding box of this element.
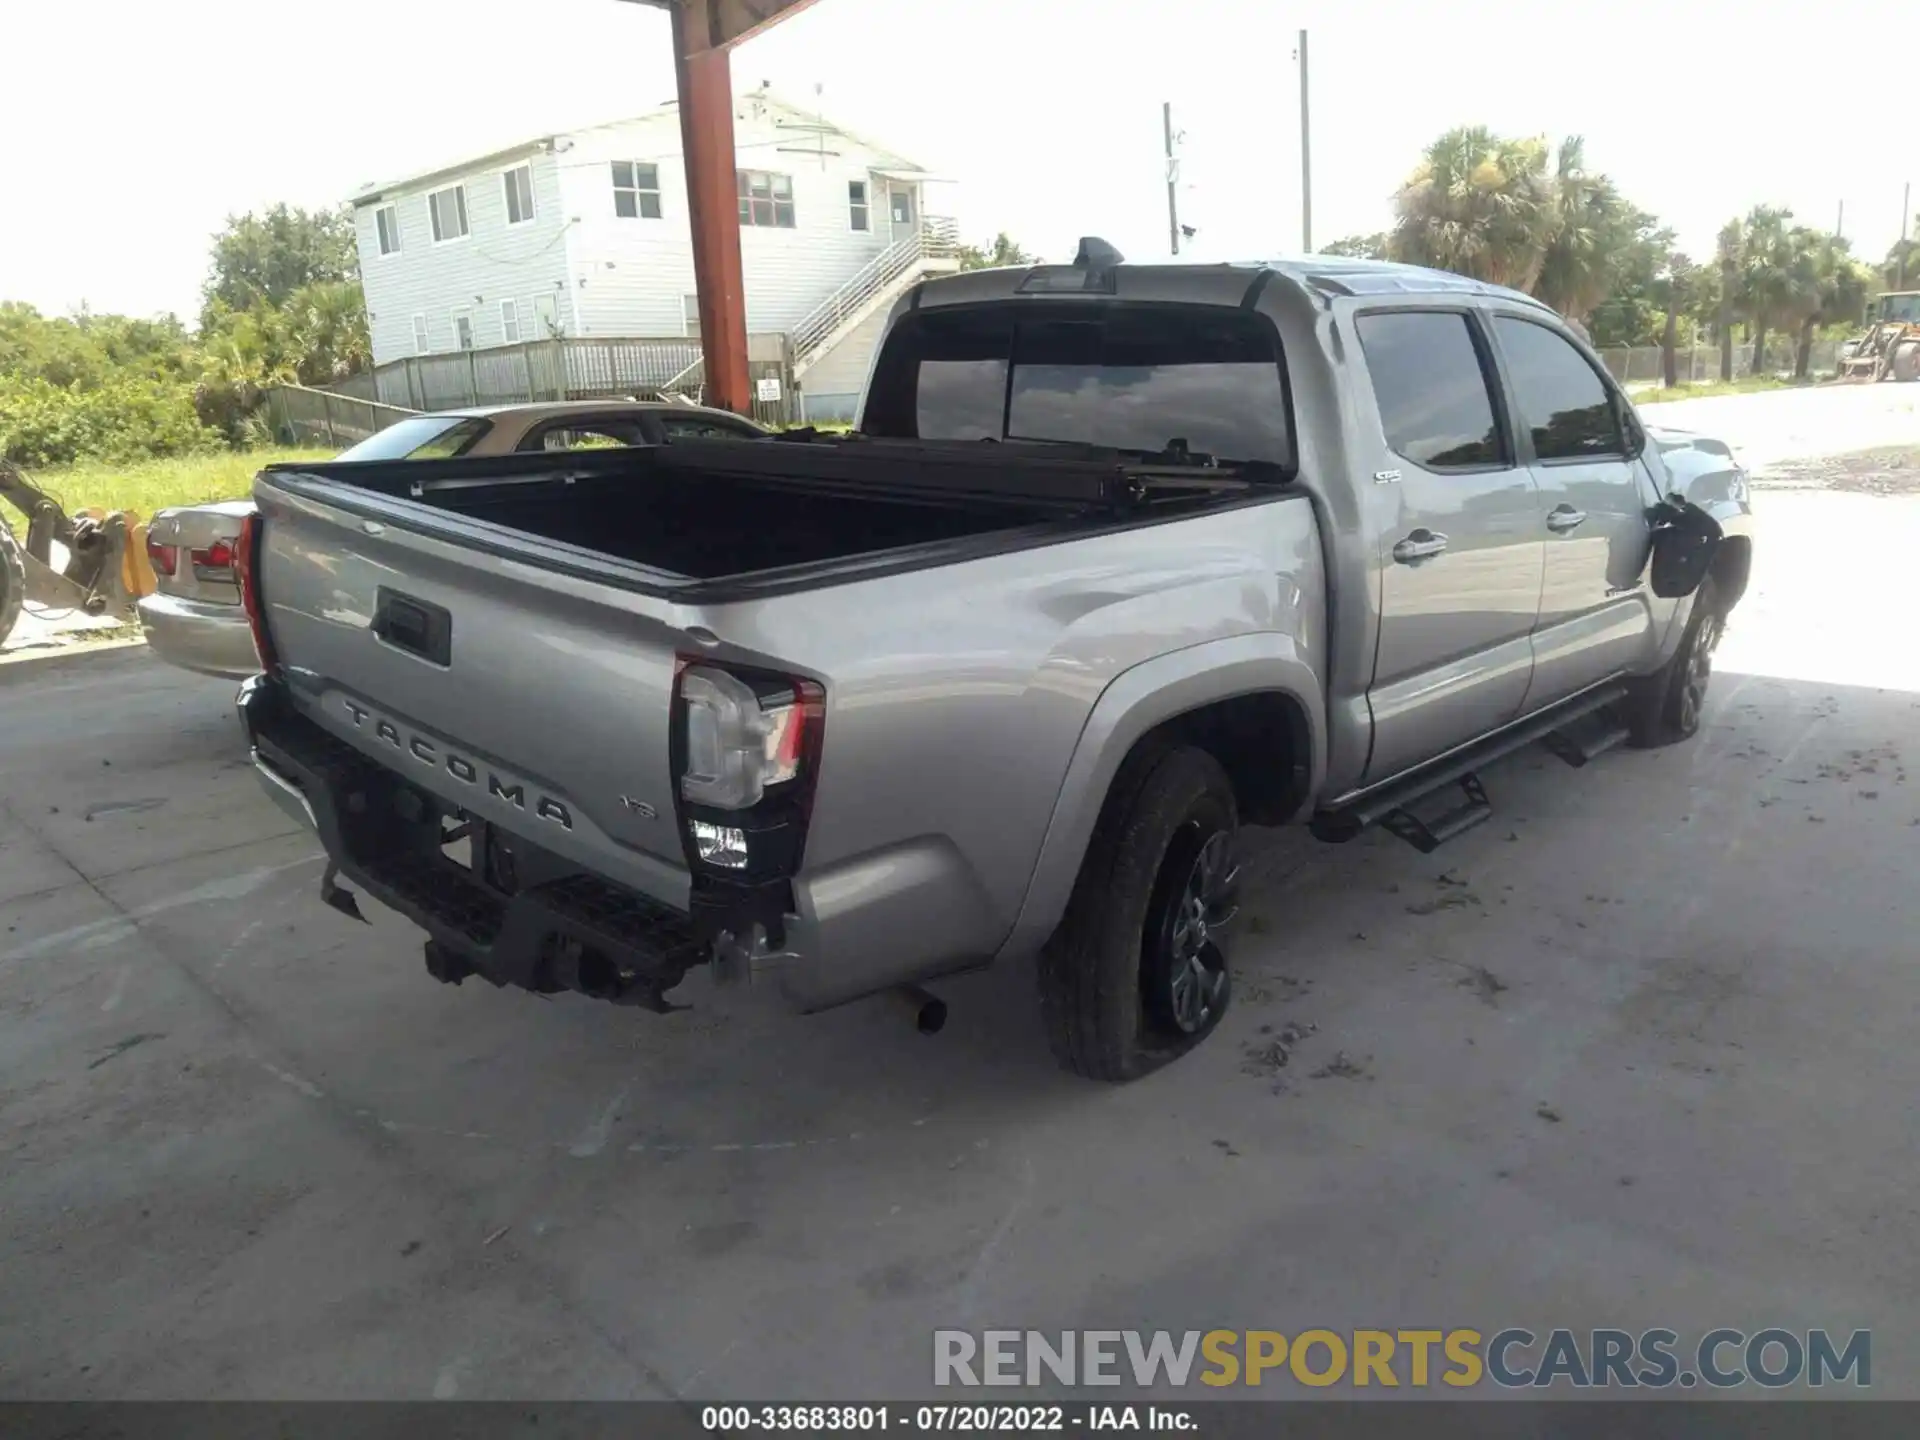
[262,385,419,449]
[1598,339,1843,388]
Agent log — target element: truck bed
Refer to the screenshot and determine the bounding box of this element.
[261,436,1209,595]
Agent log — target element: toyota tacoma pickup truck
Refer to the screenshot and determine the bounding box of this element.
[234,244,1753,1081]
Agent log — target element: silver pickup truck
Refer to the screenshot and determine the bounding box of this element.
[234,244,1754,1081]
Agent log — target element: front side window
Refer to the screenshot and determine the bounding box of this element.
[375,205,401,256]
[612,161,662,219]
[1494,316,1624,460]
[863,304,1293,470]
[848,180,870,232]
[428,185,469,242]
[503,165,535,225]
[1356,311,1506,470]
[738,170,795,228]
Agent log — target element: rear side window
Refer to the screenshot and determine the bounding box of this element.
[863,304,1293,469]
[1493,317,1624,460]
[1356,311,1505,470]
[335,415,490,461]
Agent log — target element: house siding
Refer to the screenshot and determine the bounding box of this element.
[555,102,913,338]
[352,94,942,389]
[354,148,575,365]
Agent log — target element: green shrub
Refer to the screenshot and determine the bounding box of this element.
[0,373,221,470]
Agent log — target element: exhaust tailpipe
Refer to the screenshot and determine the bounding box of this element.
[894,984,947,1035]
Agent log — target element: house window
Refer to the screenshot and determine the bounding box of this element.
[612,161,662,219]
[375,205,401,256]
[429,184,469,242]
[500,298,521,344]
[890,188,914,227]
[452,311,473,351]
[848,180,870,232]
[737,170,795,228]
[503,165,535,226]
[411,313,429,355]
[682,294,702,338]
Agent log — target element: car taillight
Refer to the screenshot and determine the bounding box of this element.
[190,537,237,583]
[671,660,823,877]
[233,513,279,675]
[146,533,178,577]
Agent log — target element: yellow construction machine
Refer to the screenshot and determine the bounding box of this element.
[1837,291,1920,382]
[0,459,158,649]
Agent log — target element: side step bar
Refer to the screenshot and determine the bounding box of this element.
[1310,683,1629,853]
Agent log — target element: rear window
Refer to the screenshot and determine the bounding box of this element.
[336,415,491,461]
[863,304,1293,469]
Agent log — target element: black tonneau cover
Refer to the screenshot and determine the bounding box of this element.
[262,433,1253,515]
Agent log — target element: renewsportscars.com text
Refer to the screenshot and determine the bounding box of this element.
[933,1328,1871,1390]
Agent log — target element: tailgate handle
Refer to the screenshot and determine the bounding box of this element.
[372,589,451,666]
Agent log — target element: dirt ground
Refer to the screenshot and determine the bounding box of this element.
[3,385,1920,1401]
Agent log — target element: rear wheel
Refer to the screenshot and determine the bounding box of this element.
[0,521,25,649]
[1037,745,1239,1082]
[1892,342,1920,383]
[1624,575,1722,748]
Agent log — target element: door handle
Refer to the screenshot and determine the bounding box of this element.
[1391,529,1449,564]
[1546,506,1588,533]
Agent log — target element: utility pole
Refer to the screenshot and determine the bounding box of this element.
[1836,199,1844,241]
[1901,182,1912,288]
[1298,29,1312,252]
[1164,101,1181,256]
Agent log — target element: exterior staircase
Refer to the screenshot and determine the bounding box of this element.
[790,217,961,379]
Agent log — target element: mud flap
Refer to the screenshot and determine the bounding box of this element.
[1644,494,1724,600]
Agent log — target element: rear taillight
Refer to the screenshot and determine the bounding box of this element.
[671,660,823,877]
[190,537,237,584]
[233,513,279,675]
[146,533,178,577]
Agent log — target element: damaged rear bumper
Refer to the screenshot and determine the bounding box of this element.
[236,674,796,1011]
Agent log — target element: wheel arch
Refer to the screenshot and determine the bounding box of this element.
[996,633,1324,963]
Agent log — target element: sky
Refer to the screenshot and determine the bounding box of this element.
[2,0,1908,324]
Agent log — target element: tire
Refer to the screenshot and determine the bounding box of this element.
[0,520,25,650]
[1624,575,1723,748]
[1892,343,1920,384]
[1037,745,1240,1082]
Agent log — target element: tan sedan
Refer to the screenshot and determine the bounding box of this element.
[138,400,768,678]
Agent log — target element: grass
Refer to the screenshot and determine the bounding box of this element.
[15,447,335,519]
[1632,375,1819,406]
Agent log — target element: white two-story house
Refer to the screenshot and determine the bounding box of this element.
[349,87,958,418]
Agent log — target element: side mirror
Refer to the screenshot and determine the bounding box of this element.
[1644,494,1723,599]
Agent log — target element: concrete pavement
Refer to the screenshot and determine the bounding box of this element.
[4,388,1920,1401]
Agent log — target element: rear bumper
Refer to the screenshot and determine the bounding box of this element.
[137,592,256,679]
[237,676,994,1012]
[239,675,713,1010]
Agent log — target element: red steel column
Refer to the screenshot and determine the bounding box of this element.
[672,3,751,415]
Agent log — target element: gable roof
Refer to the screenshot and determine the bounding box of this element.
[349,88,927,207]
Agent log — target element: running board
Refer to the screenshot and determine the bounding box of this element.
[1311,684,1629,851]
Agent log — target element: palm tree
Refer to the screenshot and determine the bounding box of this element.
[1782,234,1871,378]
[1714,220,1741,381]
[1388,127,1558,289]
[1738,206,1795,376]
[1658,253,1699,389]
[1534,137,1638,325]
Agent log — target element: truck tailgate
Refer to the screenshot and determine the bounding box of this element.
[253,478,699,908]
